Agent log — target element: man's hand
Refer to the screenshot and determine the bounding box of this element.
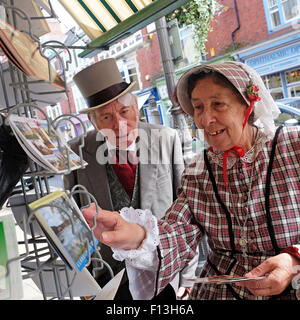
[240,253,300,296]
[82,203,146,250]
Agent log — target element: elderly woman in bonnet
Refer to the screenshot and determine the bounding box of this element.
[82,61,300,300]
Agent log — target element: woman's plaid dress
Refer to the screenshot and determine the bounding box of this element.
[157,126,300,300]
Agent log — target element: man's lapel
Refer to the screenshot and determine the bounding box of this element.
[83,131,113,210]
[82,124,160,211]
[138,122,158,210]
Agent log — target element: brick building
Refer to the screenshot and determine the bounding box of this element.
[205,0,300,105]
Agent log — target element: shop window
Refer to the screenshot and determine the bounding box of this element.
[290,85,300,97]
[262,73,284,99]
[263,72,282,88]
[270,89,284,100]
[264,0,300,31]
[285,69,300,97]
[286,68,300,84]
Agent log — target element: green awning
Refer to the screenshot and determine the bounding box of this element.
[58,0,191,58]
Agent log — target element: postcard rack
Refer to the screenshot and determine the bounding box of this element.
[0,1,114,300]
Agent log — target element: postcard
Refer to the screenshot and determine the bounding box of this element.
[194,274,267,285]
[29,191,98,272]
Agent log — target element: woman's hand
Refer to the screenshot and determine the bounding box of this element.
[82,203,146,250]
[241,253,300,296]
[177,286,192,300]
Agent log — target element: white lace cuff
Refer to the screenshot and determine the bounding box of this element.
[111,207,160,270]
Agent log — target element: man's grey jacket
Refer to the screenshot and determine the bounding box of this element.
[64,121,198,290]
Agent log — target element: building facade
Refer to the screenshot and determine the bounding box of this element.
[43,0,300,138]
[205,0,300,107]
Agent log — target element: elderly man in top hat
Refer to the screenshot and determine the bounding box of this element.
[64,58,198,300]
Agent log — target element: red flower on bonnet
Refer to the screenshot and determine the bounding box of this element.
[246,82,261,103]
[242,81,261,129]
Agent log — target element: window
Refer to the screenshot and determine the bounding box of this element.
[265,0,300,30]
[128,66,139,89]
[286,68,300,84]
[285,68,300,97]
[290,85,300,97]
[282,0,300,20]
[72,84,88,113]
[117,58,140,91]
[268,0,281,27]
[179,24,199,66]
[47,104,62,120]
[262,73,284,100]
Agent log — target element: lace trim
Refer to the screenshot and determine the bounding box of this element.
[208,128,270,170]
[111,207,159,270]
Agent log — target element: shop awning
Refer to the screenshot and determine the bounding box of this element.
[57,0,191,58]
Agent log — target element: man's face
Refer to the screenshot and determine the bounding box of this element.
[89,95,139,149]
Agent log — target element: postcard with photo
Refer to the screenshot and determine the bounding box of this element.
[29,191,98,272]
[11,125,50,169]
[8,114,87,173]
[194,274,267,285]
[0,214,23,300]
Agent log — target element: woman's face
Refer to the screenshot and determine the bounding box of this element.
[191,77,249,151]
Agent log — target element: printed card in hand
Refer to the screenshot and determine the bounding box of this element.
[193,274,267,285]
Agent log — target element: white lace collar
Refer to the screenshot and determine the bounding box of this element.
[207,127,271,170]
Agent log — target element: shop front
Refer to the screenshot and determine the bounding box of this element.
[234,30,300,108]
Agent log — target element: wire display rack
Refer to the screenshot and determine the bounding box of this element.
[0,0,212,301]
[0,0,113,300]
